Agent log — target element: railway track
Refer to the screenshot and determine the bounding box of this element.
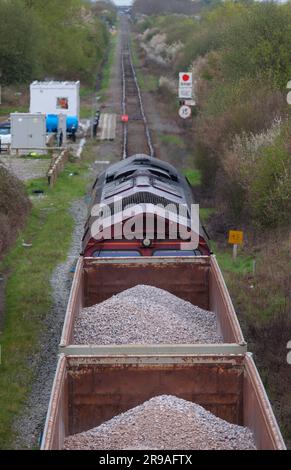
[121,20,154,159]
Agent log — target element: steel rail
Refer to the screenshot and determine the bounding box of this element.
[121,26,154,159]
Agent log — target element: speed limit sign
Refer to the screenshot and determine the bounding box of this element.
[179,105,191,120]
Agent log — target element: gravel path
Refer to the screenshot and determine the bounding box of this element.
[13,198,88,449]
[0,157,50,181]
[64,395,256,450]
[73,285,223,345]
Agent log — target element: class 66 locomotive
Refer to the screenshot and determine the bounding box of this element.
[82,154,211,258]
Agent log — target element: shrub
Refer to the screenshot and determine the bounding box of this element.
[221,3,291,89]
[0,165,31,257]
[249,143,291,228]
[194,82,287,190]
[217,118,291,228]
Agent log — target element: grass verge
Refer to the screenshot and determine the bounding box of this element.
[0,106,28,116]
[211,240,254,275]
[0,148,96,449]
[79,33,117,118]
[183,168,201,186]
[159,134,185,148]
[131,37,159,93]
[199,208,215,224]
[21,153,51,160]
[99,34,118,101]
[216,250,254,275]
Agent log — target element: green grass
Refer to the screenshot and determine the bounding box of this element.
[0,150,96,449]
[138,74,159,93]
[99,34,117,100]
[159,134,185,148]
[0,106,28,116]
[212,242,254,275]
[131,35,140,69]
[131,37,159,93]
[217,251,254,274]
[79,35,118,117]
[21,153,51,160]
[199,208,215,223]
[80,105,92,119]
[183,168,201,186]
[80,85,94,98]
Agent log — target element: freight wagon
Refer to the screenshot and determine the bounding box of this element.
[41,353,286,450]
[59,255,247,356]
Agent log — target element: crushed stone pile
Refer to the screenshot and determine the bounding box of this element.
[64,395,256,450]
[73,285,223,344]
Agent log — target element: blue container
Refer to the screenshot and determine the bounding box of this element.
[46,114,58,133]
[46,115,79,133]
[66,116,79,133]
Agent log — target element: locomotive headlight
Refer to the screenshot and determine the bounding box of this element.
[142,238,151,248]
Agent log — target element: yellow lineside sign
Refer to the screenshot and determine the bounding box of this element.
[228,230,244,245]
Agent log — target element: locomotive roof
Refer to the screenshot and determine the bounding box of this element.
[103,154,180,182]
[82,154,210,250]
[91,154,193,210]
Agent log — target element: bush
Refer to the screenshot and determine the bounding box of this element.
[221,3,291,89]
[215,117,291,228]
[0,165,31,257]
[194,79,287,200]
[249,142,291,228]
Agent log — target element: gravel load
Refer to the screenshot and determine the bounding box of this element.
[73,285,223,344]
[64,395,256,450]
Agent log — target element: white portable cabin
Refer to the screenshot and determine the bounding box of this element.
[30,81,80,119]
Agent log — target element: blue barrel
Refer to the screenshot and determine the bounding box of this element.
[66,116,79,133]
[46,114,58,133]
[46,115,79,133]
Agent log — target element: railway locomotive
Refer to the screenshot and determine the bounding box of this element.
[82,154,211,257]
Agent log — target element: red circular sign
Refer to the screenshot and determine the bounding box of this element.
[182,74,190,82]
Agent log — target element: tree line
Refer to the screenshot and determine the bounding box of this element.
[133,0,202,16]
[0,0,116,85]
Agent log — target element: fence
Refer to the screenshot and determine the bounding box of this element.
[47,150,69,187]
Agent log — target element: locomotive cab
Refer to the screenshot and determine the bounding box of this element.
[82,155,211,257]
